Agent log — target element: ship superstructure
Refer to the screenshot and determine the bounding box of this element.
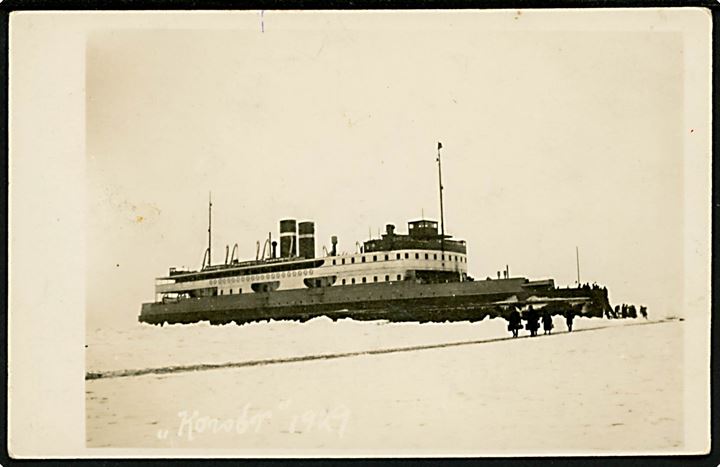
[154,218,469,303]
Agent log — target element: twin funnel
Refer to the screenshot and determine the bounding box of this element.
[279,219,316,259]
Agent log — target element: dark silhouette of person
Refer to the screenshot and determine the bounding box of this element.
[542,310,553,335]
[621,304,627,319]
[525,306,540,337]
[507,308,522,338]
[613,305,620,319]
[639,305,648,319]
[628,305,637,319]
[566,309,575,332]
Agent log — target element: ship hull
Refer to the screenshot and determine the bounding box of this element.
[139,278,611,325]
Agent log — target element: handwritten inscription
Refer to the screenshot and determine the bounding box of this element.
[159,401,350,441]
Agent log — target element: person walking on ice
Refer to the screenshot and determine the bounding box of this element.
[525,306,540,337]
[542,310,553,335]
[507,308,522,338]
[565,309,575,332]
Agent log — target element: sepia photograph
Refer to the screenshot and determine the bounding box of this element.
[8,8,712,458]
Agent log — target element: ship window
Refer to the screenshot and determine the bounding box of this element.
[342,279,346,285]
[425,253,429,260]
[373,276,378,282]
[397,274,402,281]
[415,253,419,259]
[373,255,377,262]
[362,256,366,263]
[351,257,355,264]
[385,254,389,261]
[396,253,400,260]
[362,277,367,283]
[220,290,223,295]
[385,275,389,281]
[434,254,437,260]
[341,258,345,265]
[351,278,356,284]
[333,259,336,265]
[229,289,233,295]
[405,253,409,259]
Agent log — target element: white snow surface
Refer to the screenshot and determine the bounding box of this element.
[86,317,683,454]
[87,316,629,373]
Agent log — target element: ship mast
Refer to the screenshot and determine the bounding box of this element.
[437,142,445,260]
[208,191,212,267]
[576,245,581,285]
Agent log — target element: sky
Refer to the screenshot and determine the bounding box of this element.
[86,11,687,328]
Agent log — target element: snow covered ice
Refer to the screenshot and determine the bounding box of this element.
[86,316,683,454]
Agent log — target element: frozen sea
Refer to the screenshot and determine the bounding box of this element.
[86,316,683,455]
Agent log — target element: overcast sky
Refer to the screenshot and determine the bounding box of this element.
[86,11,687,328]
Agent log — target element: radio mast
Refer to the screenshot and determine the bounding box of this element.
[437,142,445,260]
[208,192,212,267]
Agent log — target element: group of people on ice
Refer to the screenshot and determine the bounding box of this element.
[605,303,648,319]
[506,306,575,338]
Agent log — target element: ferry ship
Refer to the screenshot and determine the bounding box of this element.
[139,145,612,325]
